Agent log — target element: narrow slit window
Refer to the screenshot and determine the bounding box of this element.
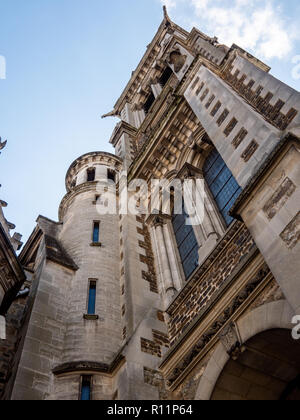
[87,281,97,315]
[80,376,92,401]
[93,222,100,243]
[87,168,96,182]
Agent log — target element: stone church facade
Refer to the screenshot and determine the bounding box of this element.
[1,8,300,400]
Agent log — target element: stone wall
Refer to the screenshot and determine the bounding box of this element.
[167,222,255,344]
[221,54,299,131]
[239,136,300,314]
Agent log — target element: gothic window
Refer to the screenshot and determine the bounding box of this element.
[87,168,96,182]
[172,202,199,280]
[87,280,97,315]
[203,149,242,226]
[93,222,100,243]
[80,376,92,400]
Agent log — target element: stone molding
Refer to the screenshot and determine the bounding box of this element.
[52,355,125,376]
[195,299,294,400]
[65,151,122,192]
[163,263,270,388]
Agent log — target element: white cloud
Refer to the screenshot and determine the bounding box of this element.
[160,0,298,60]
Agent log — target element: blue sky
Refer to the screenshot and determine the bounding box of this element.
[0,0,299,244]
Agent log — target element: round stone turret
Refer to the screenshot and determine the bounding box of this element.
[65,151,122,193]
[57,151,123,366]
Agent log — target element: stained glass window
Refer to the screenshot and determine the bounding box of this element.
[172,202,199,280]
[203,149,241,226]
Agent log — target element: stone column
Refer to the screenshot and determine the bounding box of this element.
[133,106,146,128]
[148,216,177,305]
[163,222,182,291]
[181,173,205,247]
[178,163,223,264]
[121,102,135,127]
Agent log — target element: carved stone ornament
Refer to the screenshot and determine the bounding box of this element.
[177,163,203,181]
[168,49,187,73]
[218,323,244,360]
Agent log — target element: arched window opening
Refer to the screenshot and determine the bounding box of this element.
[203,149,241,226]
[172,201,199,280]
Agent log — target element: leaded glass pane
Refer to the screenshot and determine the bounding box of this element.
[204,149,241,226]
[172,202,199,280]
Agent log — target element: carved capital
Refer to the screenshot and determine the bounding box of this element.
[177,163,203,181]
[218,323,245,360]
[146,213,172,228]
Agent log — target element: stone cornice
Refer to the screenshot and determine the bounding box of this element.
[109,121,138,147]
[52,354,125,376]
[177,162,203,180]
[65,152,122,192]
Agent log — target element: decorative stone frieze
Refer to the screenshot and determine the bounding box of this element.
[280,212,300,250]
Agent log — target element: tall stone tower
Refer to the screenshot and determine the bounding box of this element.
[10,152,125,400]
[3,7,300,400]
[58,152,123,367]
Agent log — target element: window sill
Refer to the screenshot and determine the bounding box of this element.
[83,314,99,321]
[90,242,102,247]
